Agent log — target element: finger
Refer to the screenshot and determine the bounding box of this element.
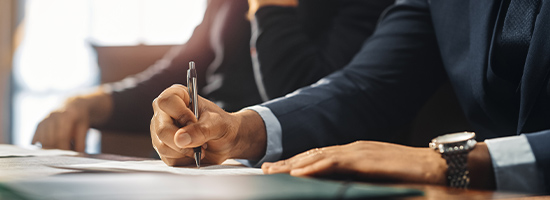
[53,114,72,150]
[153,110,188,151]
[41,119,57,149]
[174,121,219,149]
[32,120,48,145]
[152,128,194,158]
[290,158,338,177]
[267,148,325,168]
[265,151,326,175]
[154,85,195,126]
[262,162,281,174]
[73,121,89,152]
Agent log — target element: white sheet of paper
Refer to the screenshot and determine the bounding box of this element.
[55,159,263,175]
[0,156,109,181]
[0,144,78,157]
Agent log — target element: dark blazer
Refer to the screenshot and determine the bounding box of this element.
[251,0,394,100]
[262,0,550,192]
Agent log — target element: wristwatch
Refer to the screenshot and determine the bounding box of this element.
[429,131,477,188]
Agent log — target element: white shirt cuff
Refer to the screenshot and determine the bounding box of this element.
[485,134,546,193]
[236,105,283,168]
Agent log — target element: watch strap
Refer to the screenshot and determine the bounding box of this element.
[441,151,470,188]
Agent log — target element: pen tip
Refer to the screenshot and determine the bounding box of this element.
[194,151,201,169]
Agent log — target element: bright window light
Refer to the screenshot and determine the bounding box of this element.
[89,0,206,46]
[12,0,206,152]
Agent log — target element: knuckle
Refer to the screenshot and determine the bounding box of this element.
[195,123,208,137]
[170,84,182,88]
[152,97,160,107]
[326,156,339,167]
[154,95,170,107]
[156,145,171,155]
[49,112,62,119]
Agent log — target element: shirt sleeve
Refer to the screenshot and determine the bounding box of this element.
[485,134,546,193]
[236,105,283,168]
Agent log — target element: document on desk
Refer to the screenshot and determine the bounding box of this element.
[0,156,110,181]
[53,159,263,175]
[0,144,78,157]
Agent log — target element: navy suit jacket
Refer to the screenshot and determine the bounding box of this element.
[262,0,550,192]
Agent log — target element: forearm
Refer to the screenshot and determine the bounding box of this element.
[230,109,267,161]
[67,87,113,127]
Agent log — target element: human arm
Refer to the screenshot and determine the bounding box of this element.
[260,0,446,159]
[150,0,444,166]
[249,0,394,100]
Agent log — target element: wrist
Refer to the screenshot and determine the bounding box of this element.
[229,109,267,160]
[66,89,112,126]
[468,142,496,190]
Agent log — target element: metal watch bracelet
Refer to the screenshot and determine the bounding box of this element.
[442,151,470,188]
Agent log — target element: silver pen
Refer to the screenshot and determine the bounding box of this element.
[187,61,201,168]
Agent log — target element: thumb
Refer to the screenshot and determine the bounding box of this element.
[174,122,217,149]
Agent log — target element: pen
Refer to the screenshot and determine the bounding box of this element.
[187,61,201,168]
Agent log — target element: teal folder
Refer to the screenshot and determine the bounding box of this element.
[0,173,422,200]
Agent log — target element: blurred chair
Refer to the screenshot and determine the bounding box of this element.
[93,44,174,157]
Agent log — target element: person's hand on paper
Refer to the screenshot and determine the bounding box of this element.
[262,141,495,189]
[151,84,267,166]
[32,89,112,152]
[262,141,447,184]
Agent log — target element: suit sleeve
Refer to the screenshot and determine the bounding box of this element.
[251,0,395,101]
[261,0,447,159]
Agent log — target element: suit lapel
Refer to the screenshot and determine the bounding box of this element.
[518,0,550,133]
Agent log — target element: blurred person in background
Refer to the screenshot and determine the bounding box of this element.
[33,0,393,152]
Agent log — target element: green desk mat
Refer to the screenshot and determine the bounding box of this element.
[0,173,422,200]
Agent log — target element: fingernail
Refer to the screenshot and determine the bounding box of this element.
[176,133,192,147]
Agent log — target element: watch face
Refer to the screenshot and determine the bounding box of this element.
[434,132,475,144]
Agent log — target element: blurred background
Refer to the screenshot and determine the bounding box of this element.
[0,0,206,153]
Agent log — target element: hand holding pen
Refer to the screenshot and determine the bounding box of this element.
[151,63,268,167]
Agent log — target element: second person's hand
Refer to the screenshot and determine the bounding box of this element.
[32,89,113,152]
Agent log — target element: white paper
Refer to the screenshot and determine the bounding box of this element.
[54,159,263,175]
[0,156,108,181]
[0,144,78,157]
